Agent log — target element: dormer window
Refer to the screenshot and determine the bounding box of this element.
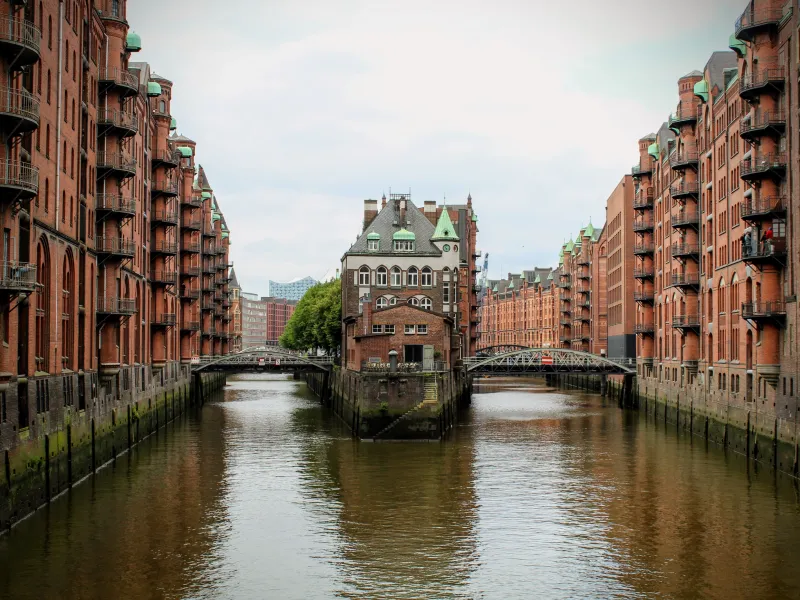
[392,229,415,252]
[366,231,380,251]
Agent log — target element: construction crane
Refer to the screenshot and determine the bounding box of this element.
[478,252,489,301]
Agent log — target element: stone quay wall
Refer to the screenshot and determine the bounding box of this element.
[305,367,471,440]
[0,365,226,533]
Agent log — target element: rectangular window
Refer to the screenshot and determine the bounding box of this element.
[384,325,395,334]
[368,239,379,251]
[372,325,382,334]
[443,282,450,303]
[417,325,428,334]
[405,325,415,334]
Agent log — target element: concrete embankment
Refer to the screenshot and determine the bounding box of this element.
[0,367,226,533]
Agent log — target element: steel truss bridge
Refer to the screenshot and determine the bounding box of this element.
[465,347,635,375]
[192,346,333,373]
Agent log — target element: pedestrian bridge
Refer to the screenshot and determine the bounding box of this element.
[192,346,333,373]
[464,347,635,375]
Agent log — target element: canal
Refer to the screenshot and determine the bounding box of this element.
[2,374,800,599]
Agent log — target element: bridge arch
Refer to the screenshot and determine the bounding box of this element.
[193,346,332,372]
[466,347,635,375]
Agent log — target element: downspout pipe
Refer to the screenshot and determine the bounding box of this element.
[54,0,64,369]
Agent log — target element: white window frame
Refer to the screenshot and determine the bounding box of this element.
[358,266,370,286]
[391,267,401,287]
[368,239,379,251]
[408,267,418,287]
[389,296,397,305]
[417,324,428,335]
[420,297,432,311]
[405,325,415,334]
[376,297,388,309]
[372,324,382,334]
[421,267,432,287]
[384,324,395,334]
[443,282,450,303]
[376,267,387,287]
[394,240,414,252]
[409,297,420,306]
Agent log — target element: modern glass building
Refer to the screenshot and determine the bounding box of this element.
[268,276,318,301]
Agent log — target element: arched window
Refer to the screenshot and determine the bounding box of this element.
[62,253,74,369]
[421,267,432,287]
[358,266,369,286]
[408,297,420,306]
[408,267,418,287]
[389,296,397,305]
[35,238,50,374]
[420,297,432,311]
[159,100,166,114]
[391,267,401,287]
[376,297,388,309]
[376,266,387,287]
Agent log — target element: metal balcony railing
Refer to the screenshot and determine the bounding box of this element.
[96,193,135,215]
[0,17,42,64]
[741,301,786,320]
[99,67,138,94]
[668,105,698,127]
[741,153,787,179]
[670,272,701,287]
[735,7,783,40]
[181,320,200,331]
[669,149,699,169]
[739,68,786,95]
[97,108,139,134]
[151,240,177,255]
[672,314,701,328]
[96,152,136,174]
[0,86,40,129]
[742,196,786,220]
[151,210,178,225]
[0,261,35,292]
[96,236,135,257]
[741,111,786,138]
[634,323,655,334]
[670,181,700,199]
[151,148,181,166]
[671,243,700,258]
[152,179,179,196]
[634,187,654,208]
[671,211,700,228]
[152,313,177,326]
[633,218,654,232]
[0,159,38,196]
[97,296,136,315]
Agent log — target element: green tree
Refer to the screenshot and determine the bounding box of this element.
[279,279,341,355]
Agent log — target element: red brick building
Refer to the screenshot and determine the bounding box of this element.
[341,193,478,370]
[0,1,233,436]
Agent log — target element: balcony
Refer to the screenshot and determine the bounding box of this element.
[634,187,654,210]
[96,194,136,218]
[741,301,786,323]
[578,271,590,280]
[578,313,591,323]
[633,218,654,232]
[572,332,590,342]
[202,224,216,238]
[0,159,38,201]
[560,305,571,315]
[670,211,700,229]
[670,272,700,290]
[671,243,700,260]
[669,149,699,171]
[742,236,786,267]
[96,152,136,179]
[634,268,654,280]
[99,67,139,97]
[181,265,200,277]
[0,261,35,293]
[97,296,136,316]
[742,196,786,222]
[151,148,181,169]
[96,236,135,259]
[559,335,572,344]
[740,111,786,141]
[739,68,786,101]
[150,270,177,286]
[181,218,202,231]
[151,240,178,256]
[181,321,200,332]
[181,288,200,300]
[557,280,571,289]
[0,17,41,67]
[672,314,701,331]
[151,210,178,226]
[151,313,177,328]
[202,281,216,293]
[182,242,200,254]
[0,87,40,133]
[668,105,698,129]
[559,293,571,302]
[97,108,138,137]
[741,153,787,182]
[202,264,216,275]
[201,328,217,337]
[735,7,783,42]
[633,243,655,256]
[182,195,202,209]
[631,161,652,178]
[151,179,179,197]
[634,323,655,336]
[201,300,215,311]
[670,181,700,201]
[634,291,654,304]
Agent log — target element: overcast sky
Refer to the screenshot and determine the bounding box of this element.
[130,0,744,296]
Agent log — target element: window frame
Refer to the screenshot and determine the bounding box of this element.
[417,324,428,335]
[421,267,433,287]
[404,325,415,334]
[376,266,387,287]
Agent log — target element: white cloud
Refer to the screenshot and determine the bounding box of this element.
[130,0,744,291]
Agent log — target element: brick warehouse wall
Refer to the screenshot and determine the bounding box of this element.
[0,0,238,528]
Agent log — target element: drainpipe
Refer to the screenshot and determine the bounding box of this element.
[53,1,64,368]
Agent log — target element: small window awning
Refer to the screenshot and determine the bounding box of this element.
[169,117,177,130]
[366,231,380,240]
[693,79,709,103]
[126,31,142,52]
[147,81,162,97]
[393,229,415,241]
[201,191,211,199]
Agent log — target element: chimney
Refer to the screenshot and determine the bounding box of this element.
[362,297,372,335]
[363,199,378,232]
[424,201,437,225]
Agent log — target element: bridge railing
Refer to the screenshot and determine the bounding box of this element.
[361,361,449,373]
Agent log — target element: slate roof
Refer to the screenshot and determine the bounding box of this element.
[170,133,195,144]
[229,267,240,289]
[705,51,738,93]
[348,197,442,256]
[197,165,212,191]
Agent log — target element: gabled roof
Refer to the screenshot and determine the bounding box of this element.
[197,165,212,191]
[170,133,195,144]
[228,267,240,289]
[346,197,441,256]
[431,209,459,241]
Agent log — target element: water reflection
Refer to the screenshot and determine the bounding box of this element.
[2,375,800,599]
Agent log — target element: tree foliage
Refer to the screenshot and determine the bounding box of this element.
[279,279,341,355]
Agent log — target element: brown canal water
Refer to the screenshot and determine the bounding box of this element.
[2,374,800,599]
